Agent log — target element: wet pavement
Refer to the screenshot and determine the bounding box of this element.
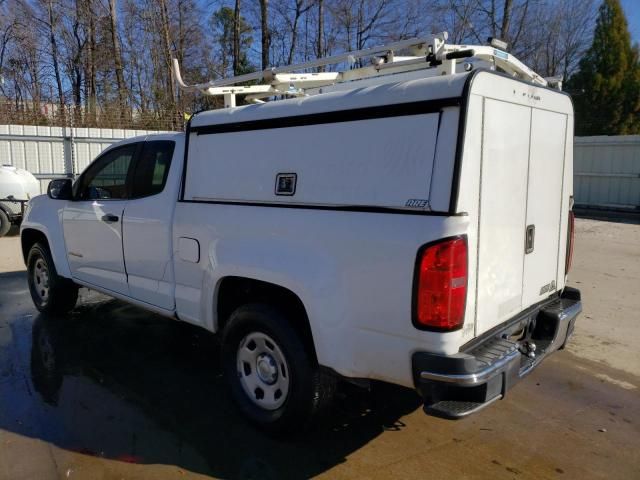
[0,231,639,478]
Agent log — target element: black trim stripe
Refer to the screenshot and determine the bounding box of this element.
[177,199,459,217]
[179,117,193,201]
[449,72,475,214]
[190,97,461,135]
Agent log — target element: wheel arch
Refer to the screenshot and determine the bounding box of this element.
[21,228,49,264]
[20,227,72,278]
[215,276,318,364]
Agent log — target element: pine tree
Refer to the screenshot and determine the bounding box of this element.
[568,0,640,135]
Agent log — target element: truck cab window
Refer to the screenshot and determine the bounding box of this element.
[77,144,137,200]
[131,141,175,198]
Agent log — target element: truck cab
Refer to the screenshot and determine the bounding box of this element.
[21,133,184,316]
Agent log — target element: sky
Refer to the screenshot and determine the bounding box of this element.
[621,0,640,44]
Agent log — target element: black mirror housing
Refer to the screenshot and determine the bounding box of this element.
[47,178,73,200]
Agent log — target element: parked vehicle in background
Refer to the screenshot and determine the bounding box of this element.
[20,34,581,432]
[0,166,40,237]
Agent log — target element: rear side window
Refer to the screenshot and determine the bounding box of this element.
[131,141,175,198]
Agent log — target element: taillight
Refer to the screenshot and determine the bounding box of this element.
[565,210,575,274]
[413,236,468,331]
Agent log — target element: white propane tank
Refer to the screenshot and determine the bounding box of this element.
[0,165,41,202]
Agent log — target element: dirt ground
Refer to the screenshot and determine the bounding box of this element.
[0,218,638,480]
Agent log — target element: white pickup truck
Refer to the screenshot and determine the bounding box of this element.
[21,40,581,431]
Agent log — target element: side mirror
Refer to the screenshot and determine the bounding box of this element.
[47,178,73,200]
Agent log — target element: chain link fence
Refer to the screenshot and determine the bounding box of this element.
[0,102,186,132]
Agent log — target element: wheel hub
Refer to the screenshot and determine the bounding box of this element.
[33,258,50,301]
[256,353,278,384]
[236,332,290,410]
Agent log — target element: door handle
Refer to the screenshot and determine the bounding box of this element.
[101,214,119,223]
[525,224,535,254]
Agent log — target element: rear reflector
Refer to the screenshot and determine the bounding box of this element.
[566,211,575,274]
[413,236,468,331]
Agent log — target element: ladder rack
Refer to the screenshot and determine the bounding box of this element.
[173,32,556,108]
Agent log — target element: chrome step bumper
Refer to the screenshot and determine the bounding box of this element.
[413,287,582,419]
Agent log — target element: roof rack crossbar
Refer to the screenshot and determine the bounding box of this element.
[173,32,553,107]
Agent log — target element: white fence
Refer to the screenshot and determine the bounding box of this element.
[0,124,170,193]
[574,136,640,211]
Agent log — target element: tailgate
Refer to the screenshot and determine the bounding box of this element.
[475,98,569,334]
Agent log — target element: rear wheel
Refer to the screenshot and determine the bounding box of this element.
[0,209,10,237]
[221,304,335,433]
[27,242,78,314]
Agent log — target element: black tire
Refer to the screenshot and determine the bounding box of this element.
[27,242,79,314]
[0,209,10,237]
[221,303,335,434]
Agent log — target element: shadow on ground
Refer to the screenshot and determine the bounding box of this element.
[574,208,640,225]
[0,270,421,479]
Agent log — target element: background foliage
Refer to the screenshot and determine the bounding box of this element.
[0,0,636,133]
[567,0,640,135]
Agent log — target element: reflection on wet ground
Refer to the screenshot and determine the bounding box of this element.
[0,270,421,479]
[2,268,640,479]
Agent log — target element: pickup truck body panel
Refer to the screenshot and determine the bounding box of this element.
[173,202,472,387]
[21,194,72,278]
[21,70,576,392]
[122,135,184,310]
[63,199,129,295]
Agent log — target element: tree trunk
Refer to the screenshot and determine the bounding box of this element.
[260,0,269,69]
[288,9,300,65]
[317,0,323,57]
[159,0,176,123]
[86,7,97,124]
[500,0,513,41]
[317,0,324,70]
[233,0,241,75]
[109,0,128,119]
[47,0,65,122]
[71,0,84,123]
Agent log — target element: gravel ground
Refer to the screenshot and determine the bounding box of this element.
[566,218,640,377]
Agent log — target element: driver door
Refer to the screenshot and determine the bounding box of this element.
[63,143,139,295]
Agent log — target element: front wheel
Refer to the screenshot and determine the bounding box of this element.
[221,304,335,434]
[27,242,78,314]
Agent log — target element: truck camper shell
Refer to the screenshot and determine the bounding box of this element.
[181,67,574,350]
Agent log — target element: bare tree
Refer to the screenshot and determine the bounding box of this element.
[259,0,270,69]
[0,0,599,129]
[317,0,324,61]
[42,0,66,117]
[233,0,241,74]
[274,0,315,64]
[108,0,128,116]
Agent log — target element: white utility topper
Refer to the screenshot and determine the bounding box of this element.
[21,33,580,431]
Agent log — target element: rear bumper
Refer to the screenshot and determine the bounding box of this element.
[413,287,581,418]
